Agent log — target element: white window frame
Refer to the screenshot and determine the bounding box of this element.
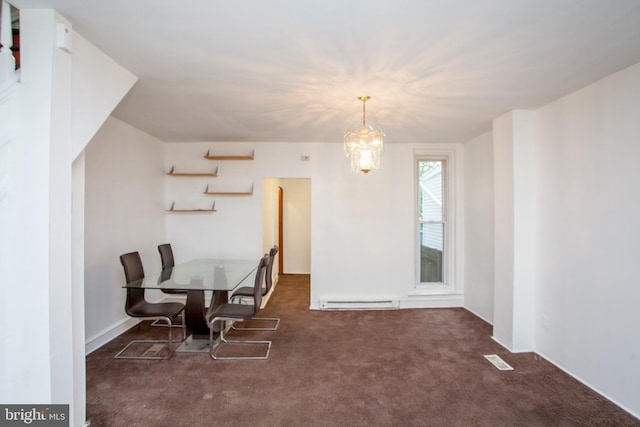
[414,147,459,293]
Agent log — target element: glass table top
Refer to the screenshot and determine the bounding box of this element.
[123,258,259,292]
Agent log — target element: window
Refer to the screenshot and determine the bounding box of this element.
[414,146,460,297]
[417,158,446,284]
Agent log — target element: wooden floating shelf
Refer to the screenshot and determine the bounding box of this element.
[204,192,252,195]
[168,173,218,177]
[203,184,253,196]
[203,149,254,160]
[166,165,218,177]
[166,209,217,212]
[165,201,217,213]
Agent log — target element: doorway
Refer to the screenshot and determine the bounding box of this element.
[263,178,311,277]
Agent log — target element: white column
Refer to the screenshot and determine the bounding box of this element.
[2,9,80,425]
[492,111,536,352]
[72,153,86,427]
[1,10,54,405]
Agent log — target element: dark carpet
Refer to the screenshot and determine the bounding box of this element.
[86,275,639,426]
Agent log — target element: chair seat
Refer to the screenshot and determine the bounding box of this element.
[127,301,185,319]
[207,303,255,322]
[118,251,187,360]
[231,285,266,298]
[208,254,273,360]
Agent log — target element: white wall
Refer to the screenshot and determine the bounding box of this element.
[164,142,270,261]
[312,143,411,307]
[71,32,137,159]
[463,131,494,323]
[533,61,640,417]
[164,141,465,310]
[84,117,166,351]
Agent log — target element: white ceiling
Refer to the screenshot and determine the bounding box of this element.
[11,0,640,143]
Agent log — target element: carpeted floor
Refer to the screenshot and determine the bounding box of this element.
[86,275,639,426]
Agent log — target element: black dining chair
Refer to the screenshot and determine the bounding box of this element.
[206,254,272,360]
[114,251,186,360]
[230,246,280,331]
[151,243,186,329]
[157,243,186,296]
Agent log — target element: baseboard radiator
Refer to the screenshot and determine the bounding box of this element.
[319,299,399,310]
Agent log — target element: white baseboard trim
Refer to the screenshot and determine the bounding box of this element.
[398,293,463,309]
[491,335,513,352]
[463,306,493,325]
[478,324,636,419]
[85,317,140,355]
[490,335,533,353]
[318,299,399,310]
[312,293,464,310]
[535,350,640,420]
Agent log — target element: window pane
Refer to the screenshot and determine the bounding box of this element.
[420,223,443,283]
[418,161,443,221]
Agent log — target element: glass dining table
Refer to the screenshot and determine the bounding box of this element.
[123,258,259,352]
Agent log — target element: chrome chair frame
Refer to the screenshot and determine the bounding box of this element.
[115,251,186,360]
[207,254,272,360]
[231,246,280,331]
[209,319,272,361]
[114,315,185,360]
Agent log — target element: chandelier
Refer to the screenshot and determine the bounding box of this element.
[344,96,385,174]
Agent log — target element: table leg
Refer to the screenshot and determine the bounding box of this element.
[176,289,229,353]
[184,289,209,339]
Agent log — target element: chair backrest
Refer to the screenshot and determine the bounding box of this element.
[158,243,175,270]
[252,254,270,315]
[265,246,279,293]
[120,251,146,312]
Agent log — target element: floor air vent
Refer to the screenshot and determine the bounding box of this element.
[484,354,514,370]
